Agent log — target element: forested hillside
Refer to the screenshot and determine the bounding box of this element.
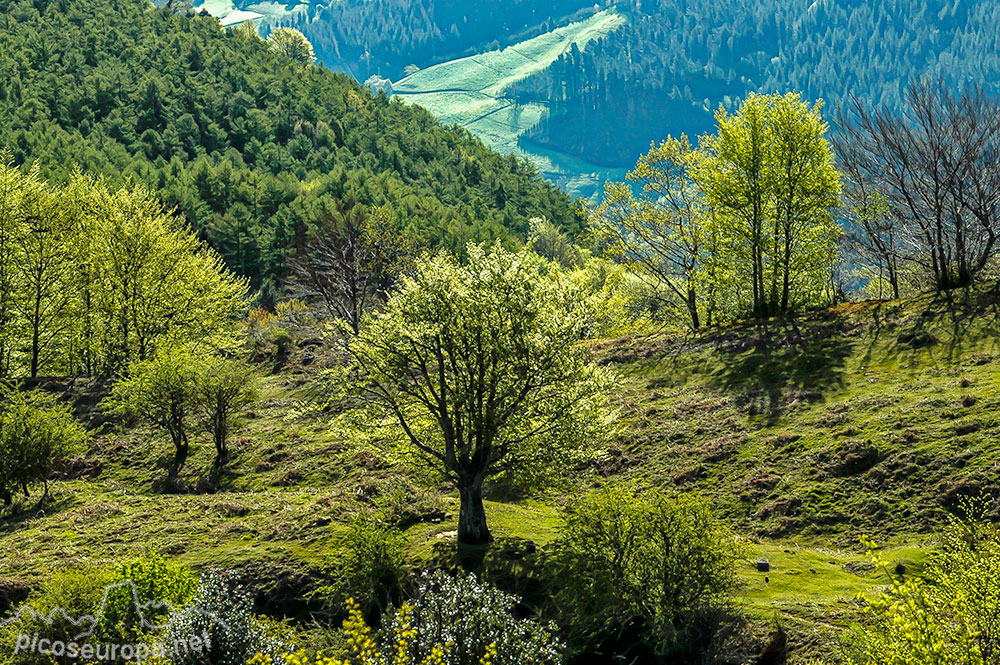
[511,0,1000,165]
[281,0,599,82]
[0,0,582,294]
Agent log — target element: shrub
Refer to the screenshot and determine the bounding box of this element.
[0,387,88,506]
[545,483,745,661]
[249,598,451,665]
[846,505,1000,665]
[312,516,407,620]
[381,570,562,665]
[163,569,289,665]
[98,552,197,642]
[0,553,195,665]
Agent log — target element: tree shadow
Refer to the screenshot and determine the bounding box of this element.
[0,492,75,532]
[694,314,857,421]
[862,285,1000,367]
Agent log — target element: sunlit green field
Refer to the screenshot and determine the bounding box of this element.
[392,9,627,199]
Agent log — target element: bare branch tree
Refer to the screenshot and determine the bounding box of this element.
[290,203,415,333]
[836,81,1000,291]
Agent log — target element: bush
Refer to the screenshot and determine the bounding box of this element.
[0,387,88,506]
[381,570,562,665]
[249,602,447,665]
[163,568,290,665]
[98,552,197,643]
[846,505,1000,665]
[545,483,745,661]
[0,552,195,665]
[312,516,407,621]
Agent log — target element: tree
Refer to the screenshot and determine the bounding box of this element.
[848,507,1000,665]
[593,136,708,329]
[290,204,414,334]
[0,160,79,378]
[0,154,22,377]
[0,388,88,506]
[697,92,841,317]
[545,484,745,662]
[106,345,198,471]
[87,181,250,373]
[347,243,611,545]
[266,27,315,66]
[836,81,1000,291]
[191,355,257,467]
[841,187,902,300]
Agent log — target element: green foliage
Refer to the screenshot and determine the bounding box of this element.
[595,93,842,325]
[0,552,196,665]
[106,345,257,470]
[0,387,87,505]
[98,552,198,643]
[314,516,407,620]
[106,344,199,468]
[0,0,581,291]
[267,28,316,66]
[697,92,842,317]
[545,483,746,660]
[0,158,250,377]
[348,242,614,543]
[191,353,258,464]
[847,505,1000,665]
[380,570,562,665]
[164,568,290,665]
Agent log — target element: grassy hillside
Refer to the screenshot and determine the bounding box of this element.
[5,287,999,661]
[391,10,626,199]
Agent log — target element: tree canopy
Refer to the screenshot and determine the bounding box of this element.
[0,0,582,294]
[347,243,612,544]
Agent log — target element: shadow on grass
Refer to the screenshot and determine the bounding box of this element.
[661,314,857,421]
[0,492,75,532]
[862,285,1000,366]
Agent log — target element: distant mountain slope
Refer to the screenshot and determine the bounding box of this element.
[263,0,1000,194]
[512,0,1000,165]
[0,0,582,293]
[280,0,600,81]
[389,10,627,199]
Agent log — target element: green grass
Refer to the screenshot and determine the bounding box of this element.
[392,10,626,198]
[5,287,1000,662]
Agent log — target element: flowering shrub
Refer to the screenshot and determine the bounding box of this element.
[380,571,561,665]
[164,569,289,665]
[248,598,454,665]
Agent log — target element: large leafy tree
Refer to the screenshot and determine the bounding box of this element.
[0,160,250,378]
[697,92,841,317]
[347,243,611,544]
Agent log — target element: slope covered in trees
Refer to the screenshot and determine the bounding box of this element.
[279,0,599,82]
[508,0,1000,166]
[0,0,582,295]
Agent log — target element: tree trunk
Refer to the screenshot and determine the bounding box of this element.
[686,286,700,330]
[457,476,492,545]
